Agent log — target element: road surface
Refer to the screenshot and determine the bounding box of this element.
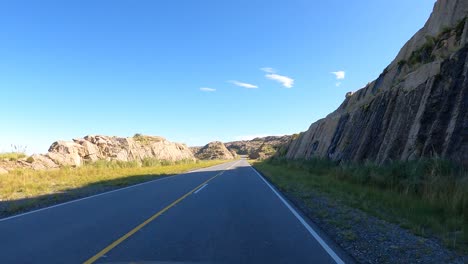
[0,159,350,263]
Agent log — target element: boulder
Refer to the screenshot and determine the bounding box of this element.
[28,154,59,170]
[47,141,84,167]
[0,167,8,174]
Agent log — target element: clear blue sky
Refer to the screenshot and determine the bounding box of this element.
[1,0,436,154]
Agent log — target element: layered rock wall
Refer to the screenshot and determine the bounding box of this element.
[282,0,468,165]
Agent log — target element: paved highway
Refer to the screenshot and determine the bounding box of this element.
[0,159,350,263]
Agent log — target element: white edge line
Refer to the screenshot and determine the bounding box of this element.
[194,184,208,194]
[0,161,238,223]
[250,165,346,264]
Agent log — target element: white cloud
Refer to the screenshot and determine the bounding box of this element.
[260,67,276,73]
[335,82,342,87]
[265,73,294,88]
[200,87,216,92]
[331,71,345,80]
[262,67,294,88]
[229,80,258,89]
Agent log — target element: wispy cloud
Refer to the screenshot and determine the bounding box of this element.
[331,71,345,80]
[229,80,258,89]
[335,82,342,87]
[265,73,294,88]
[262,67,294,88]
[200,87,216,92]
[260,67,276,73]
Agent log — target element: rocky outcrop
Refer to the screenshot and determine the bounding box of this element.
[0,135,195,172]
[194,141,235,160]
[0,154,60,172]
[248,143,278,160]
[282,0,468,165]
[189,146,202,156]
[53,135,195,166]
[225,136,291,157]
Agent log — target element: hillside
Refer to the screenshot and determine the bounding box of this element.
[193,141,235,160]
[225,136,291,159]
[281,0,468,165]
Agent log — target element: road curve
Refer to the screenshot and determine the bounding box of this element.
[0,159,351,264]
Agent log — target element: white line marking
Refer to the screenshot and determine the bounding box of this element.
[250,164,345,264]
[0,161,238,223]
[194,184,208,194]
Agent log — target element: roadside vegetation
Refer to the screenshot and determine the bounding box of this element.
[0,159,228,217]
[0,152,27,161]
[252,158,468,252]
[0,145,28,161]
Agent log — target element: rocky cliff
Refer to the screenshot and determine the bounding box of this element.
[225,136,291,157]
[0,135,195,172]
[193,141,235,160]
[282,0,468,165]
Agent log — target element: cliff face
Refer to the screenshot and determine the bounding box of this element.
[282,0,468,165]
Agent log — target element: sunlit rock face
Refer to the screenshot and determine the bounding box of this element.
[281,0,468,165]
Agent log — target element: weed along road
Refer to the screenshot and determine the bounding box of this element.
[0,159,350,264]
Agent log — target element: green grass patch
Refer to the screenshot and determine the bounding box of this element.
[0,152,27,161]
[252,158,468,252]
[0,159,229,216]
[133,133,163,145]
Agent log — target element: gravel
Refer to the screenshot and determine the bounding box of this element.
[282,189,467,264]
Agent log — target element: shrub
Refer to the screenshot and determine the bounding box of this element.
[456,17,467,39]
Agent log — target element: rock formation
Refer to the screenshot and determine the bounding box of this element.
[0,134,195,172]
[281,0,468,165]
[194,141,235,160]
[225,136,291,158]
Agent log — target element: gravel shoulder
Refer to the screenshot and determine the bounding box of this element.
[281,188,466,264]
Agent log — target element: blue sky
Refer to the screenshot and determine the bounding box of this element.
[1,0,436,154]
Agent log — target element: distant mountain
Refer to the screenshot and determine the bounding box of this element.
[281,0,468,165]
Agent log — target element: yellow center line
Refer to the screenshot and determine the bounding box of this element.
[83,161,239,264]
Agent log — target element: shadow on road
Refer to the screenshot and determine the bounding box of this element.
[0,169,227,219]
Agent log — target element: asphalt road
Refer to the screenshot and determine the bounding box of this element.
[0,159,350,264]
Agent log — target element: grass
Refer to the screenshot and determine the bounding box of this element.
[0,159,229,216]
[0,152,27,161]
[252,158,468,252]
[408,36,436,66]
[133,133,163,145]
[398,17,467,68]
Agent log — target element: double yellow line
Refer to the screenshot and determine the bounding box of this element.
[84,161,238,264]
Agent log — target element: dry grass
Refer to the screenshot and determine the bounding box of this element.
[253,158,468,252]
[0,159,228,216]
[0,152,27,161]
